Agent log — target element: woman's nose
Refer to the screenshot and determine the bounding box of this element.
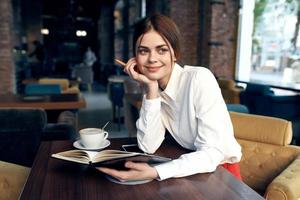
[148,52,158,63]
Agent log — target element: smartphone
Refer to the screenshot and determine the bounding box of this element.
[121,144,144,153]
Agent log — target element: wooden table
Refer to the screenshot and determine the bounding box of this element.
[108,75,129,83]
[20,138,264,200]
[0,93,86,110]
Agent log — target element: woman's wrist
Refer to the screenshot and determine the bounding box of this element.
[150,166,159,179]
[145,82,159,99]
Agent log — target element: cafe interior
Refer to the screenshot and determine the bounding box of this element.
[1,0,300,199]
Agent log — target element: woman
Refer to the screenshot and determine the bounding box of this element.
[98,14,242,181]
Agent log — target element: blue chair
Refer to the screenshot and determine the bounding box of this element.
[240,83,300,119]
[226,104,249,113]
[0,108,76,167]
[240,83,300,144]
[25,84,61,95]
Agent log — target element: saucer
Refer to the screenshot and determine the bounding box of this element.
[73,139,110,150]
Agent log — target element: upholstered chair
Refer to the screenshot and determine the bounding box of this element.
[0,108,76,200]
[38,78,79,93]
[72,65,94,92]
[0,108,76,166]
[240,83,300,144]
[226,104,249,113]
[25,83,61,95]
[217,78,243,104]
[230,112,300,199]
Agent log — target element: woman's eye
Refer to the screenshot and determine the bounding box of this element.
[158,48,169,55]
[138,49,148,55]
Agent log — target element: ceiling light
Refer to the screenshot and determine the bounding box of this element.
[76,30,87,37]
[41,28,49,35]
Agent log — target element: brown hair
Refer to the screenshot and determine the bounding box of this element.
[133,14,181,59]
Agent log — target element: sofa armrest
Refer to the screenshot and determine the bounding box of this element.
[0,161,30,200]
[265,155,300,200]
[42,123,76,141]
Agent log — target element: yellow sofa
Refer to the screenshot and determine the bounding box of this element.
[230,112,300,199]
[38,78,79,94]
[0,161,30,200]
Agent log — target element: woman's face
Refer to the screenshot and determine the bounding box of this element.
[135,29,176,89]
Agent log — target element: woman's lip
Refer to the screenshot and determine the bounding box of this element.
[145,66,163,72]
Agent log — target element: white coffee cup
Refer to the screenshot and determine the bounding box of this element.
[79,128,108,148]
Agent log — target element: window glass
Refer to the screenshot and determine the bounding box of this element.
[250,0,300,83]
[237,0,300,88]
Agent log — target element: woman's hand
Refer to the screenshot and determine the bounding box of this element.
[124,58,159,99]
[124,58,151,84]
[97,161,158,181]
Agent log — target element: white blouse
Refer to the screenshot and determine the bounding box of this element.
[136,63,242,180]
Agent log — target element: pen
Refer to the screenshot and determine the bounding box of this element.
[115,59,126,67]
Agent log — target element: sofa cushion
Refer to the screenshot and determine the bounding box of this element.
[39,78,69,91]
[230,112,292,146]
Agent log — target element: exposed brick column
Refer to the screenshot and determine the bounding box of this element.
[208,0,239,78]
[169,0,239,79]
[169,0,201,66]
[0,0,15,94]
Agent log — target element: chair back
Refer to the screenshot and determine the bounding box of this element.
[0,108,47,166]
[25,83,61,95]
[73,66,94,84]
[109,83,124,107]
[244,83,273,95]
[217,78,236,89]
[240,83,273,115]
[217,79,242,104]
[230,112,292,145]
[38,78,69,91]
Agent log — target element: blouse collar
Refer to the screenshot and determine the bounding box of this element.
[160,63,183,101]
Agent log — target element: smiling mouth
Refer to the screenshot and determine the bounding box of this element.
[146,66,162,72]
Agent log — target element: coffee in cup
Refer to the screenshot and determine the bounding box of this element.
[79,128,108,148]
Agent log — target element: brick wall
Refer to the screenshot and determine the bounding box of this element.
[0,0,15,94]
[170,0,239,78]
[209,0,239,78]
[170,0,201,66]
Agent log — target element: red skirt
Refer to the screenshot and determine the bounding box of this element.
[221,163,242,180]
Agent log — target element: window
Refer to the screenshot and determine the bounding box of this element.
[236,0,300,86]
